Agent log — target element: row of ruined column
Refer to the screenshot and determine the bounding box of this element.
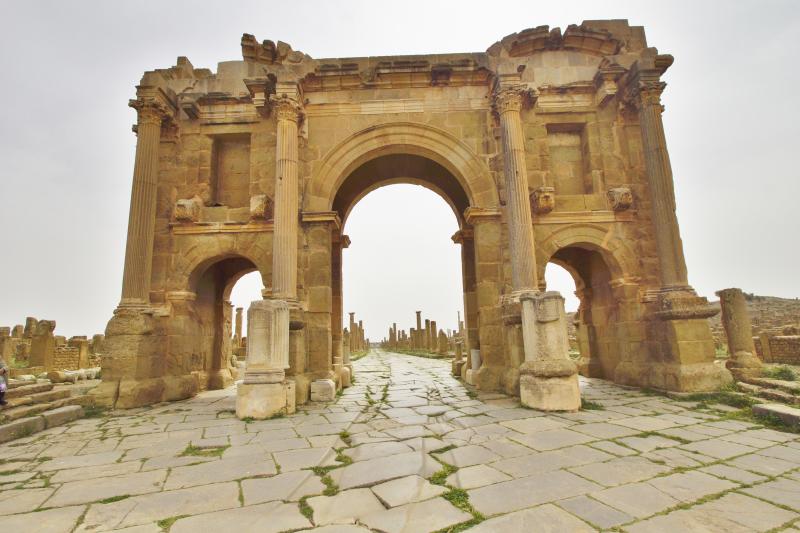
[382,311,461,356]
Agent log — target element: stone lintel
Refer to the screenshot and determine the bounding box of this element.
[463,207,501,225]
[170,221,274,235]
[301,211,342,230]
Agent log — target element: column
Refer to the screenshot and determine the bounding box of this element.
[635,81,689,289]
[270,91,302,300]
[234,307,243,347]
[716,288,762,378]
[415,311,422,349]
[494,83,579,409]
[120,98,168,306]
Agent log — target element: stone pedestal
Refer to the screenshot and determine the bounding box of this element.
[717,288,763,380]
[310,379,336,402]
[236,300,296,419]
[237,381,295,419]
[519,292,581,411]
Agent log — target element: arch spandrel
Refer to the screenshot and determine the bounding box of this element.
[306,122,499,215]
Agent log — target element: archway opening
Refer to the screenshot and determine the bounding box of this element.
[544,262,580,359]
[189,256,263,389]
[341,184,463,353]
[228,271,265,365]
[545,246,620,379]
[330,151,476,363]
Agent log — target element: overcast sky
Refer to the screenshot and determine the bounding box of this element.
[1,1,798,340]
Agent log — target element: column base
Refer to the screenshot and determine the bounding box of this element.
[340,366,352,388]
[649,362,733,392]
[520,373,581,411]
[236,381,296,419]
[577,356,605,378]
[451,359,465,377]
[206,369,235,391]
[726,351,764,381]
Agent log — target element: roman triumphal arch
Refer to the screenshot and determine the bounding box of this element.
[93,20,732,412]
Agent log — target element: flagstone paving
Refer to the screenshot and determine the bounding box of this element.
[0,349,799,531]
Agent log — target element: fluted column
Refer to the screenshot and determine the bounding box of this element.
[494,86,538,292]
[636,81,689,289]
[494,86,540,364]
[120,98,168,306]
[270,93,303,300]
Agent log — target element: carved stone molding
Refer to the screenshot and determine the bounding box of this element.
[607,187,633,212]
[128,98,170,126]
[270,94,303,123]
[492,85,529,116]
[531,186,556,214]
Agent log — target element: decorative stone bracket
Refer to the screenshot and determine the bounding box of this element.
[174,196,202,223]
[531,186,555,214]
[607,187,633,212]
[250,194,274,220]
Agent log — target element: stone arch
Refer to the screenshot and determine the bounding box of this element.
[536,223,639,284]
[537,224,641,380]
[170,238,271,294]
[305,122,499,214]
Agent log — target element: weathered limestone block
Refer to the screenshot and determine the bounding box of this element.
[310,379,336,402]
[174,196,202,222]
[249,194,274,220]
[607,187,633,211]
[29,320,56,369]
[531,187,555,214]
[519,292,581,411]
[11,325,23,338]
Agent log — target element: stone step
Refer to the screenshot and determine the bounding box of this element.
[27,389,71,404]
[0,405,85,444]
[758,388,799,405]
[6,382,53,399]
[752,403,800,427]
[0,393,93,423]
[745,377,800,395]
[6,396,34,409]
[7,379,37,390]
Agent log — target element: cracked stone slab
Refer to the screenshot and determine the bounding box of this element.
[468,503,594,532]
[371,475,447,507]
[171,501,311,532]
[308,488,386,525]
[360,496,472,533]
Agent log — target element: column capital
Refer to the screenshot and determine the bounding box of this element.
[269,93,304,123]
[491,85,531,116]
[128,98,170,126]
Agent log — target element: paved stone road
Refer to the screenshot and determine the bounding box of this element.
[0,350,799,532]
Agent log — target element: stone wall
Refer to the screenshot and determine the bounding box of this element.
[0,316,102,372]
[755,335,800,365]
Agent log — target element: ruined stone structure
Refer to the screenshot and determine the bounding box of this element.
[95,20,732,410]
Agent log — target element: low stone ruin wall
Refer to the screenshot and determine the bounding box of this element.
[755,335,800,365]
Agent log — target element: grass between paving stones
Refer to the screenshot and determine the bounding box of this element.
[83,405,109,418]
[180,444,230,457]
[428,456,485,532]
[338,430,352,446]
[298,496,314,521]
[580,400,605,410]
[98,494,131,504]
[763,365,798,381]
[157,515,190,531]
